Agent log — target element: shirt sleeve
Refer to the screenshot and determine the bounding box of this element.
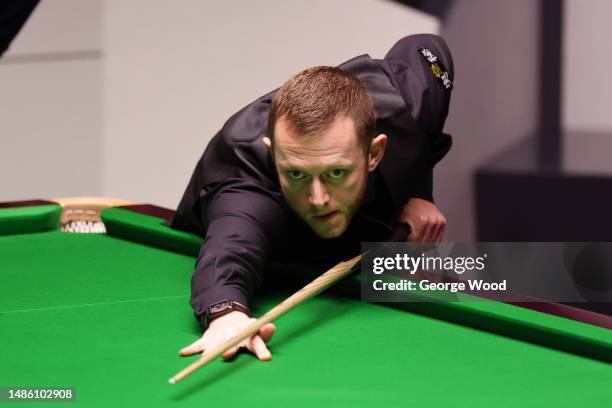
[188,180,289,329]
[382,34,454,202]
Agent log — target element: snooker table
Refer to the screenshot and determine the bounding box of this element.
[1,199,611,407]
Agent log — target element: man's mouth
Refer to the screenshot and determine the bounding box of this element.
[312,211,339,222]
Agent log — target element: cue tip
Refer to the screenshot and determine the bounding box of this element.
[168,378,176,385]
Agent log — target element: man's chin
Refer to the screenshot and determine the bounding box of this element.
[310,222,347,239]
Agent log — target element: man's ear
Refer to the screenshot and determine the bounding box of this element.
[263,136,273,151]
[368,134,387,172]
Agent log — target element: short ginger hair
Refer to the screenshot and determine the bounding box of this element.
[268,66,376,150]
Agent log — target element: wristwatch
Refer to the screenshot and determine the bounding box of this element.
[201,299,250,330]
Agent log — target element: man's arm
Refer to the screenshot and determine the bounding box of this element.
[184,181,289,327]
[174,181,289,360]
[382,34,454,241]
[383,33,454,202]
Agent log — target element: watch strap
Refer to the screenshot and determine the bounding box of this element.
[201,300,250,330]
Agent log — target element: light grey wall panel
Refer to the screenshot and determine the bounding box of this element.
[0,60,102,200]
[102,0,439,207]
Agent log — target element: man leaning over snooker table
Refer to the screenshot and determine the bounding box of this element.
[169,34,453,361]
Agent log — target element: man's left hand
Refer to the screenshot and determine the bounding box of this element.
[394,198,446,242]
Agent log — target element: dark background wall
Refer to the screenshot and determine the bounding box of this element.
[435,0,540,241]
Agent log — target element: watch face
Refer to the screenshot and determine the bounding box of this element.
[209,300,231,314]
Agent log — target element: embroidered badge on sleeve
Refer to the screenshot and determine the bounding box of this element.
[418,47,453,90]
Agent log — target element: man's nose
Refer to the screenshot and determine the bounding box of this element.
[308,179,330,208]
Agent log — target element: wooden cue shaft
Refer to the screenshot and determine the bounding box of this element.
[169,254,362,384]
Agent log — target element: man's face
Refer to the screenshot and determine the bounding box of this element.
[270,115,369,239]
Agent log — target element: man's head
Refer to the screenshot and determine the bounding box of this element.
[263,66,387,239]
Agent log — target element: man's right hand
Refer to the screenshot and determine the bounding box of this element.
[178,311,275,361]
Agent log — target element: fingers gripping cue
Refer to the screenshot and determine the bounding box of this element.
[168,254,362,384]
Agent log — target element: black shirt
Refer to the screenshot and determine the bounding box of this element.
[170,34,454,326]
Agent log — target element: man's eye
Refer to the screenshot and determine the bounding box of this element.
[287,170,305,180]
[328,169,346,179]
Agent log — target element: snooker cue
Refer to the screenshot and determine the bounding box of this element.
[169,254,362,384]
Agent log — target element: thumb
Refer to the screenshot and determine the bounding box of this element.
[179,339,205,357]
